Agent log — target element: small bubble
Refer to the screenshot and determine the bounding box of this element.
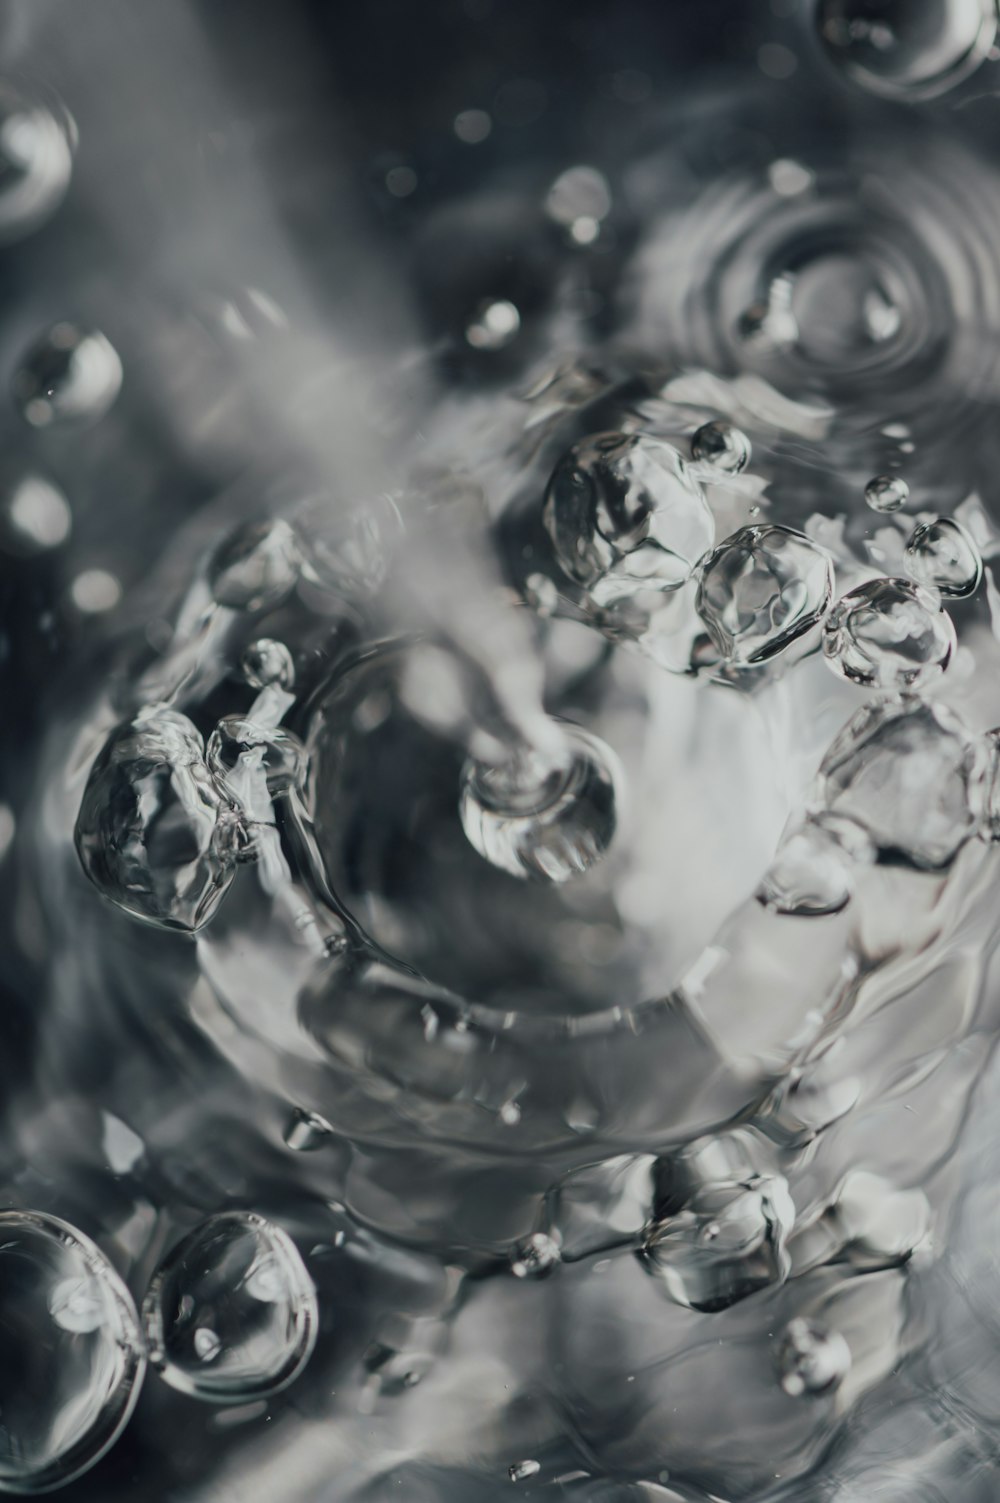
[283,1108,335,1152]
[385,165,417,198]
[696,524,834,666]
[775,1318,851,1397]
[241,638,295,690]
[509,1460,541,1483]
[691,420,752,475]
[454,108,492,143]
[865,474,909,513]
[70,568,121,614]
[822,576,955,691]
[2,475,71,554]
[194,1328,222,1363]
[757,820,868,917]
[546,165,612,229]
[768,158,814,196]
[510,1232,561,1279]
[817,0,996,99]
[0,83,73,244]
[904,516,983,598]
[13,323,122,428]
[465,298,521,351]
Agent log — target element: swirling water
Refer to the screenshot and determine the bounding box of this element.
[7,1,1000,1500]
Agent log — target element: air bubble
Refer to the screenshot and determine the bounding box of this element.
[1,475,71,554]
[544,432,714,609]
[508,1460,541,1483]
[0,82,73,243]
[141,1212,318,1404]
[691,420,752,475]
[817,0,996,99]
[465,298,521,351]
[822,577,955,691]
[0,1211,144,1494]
[208,717,307,798]
[13,324,122,428]
[904,516,983,598]
[757,819,872,916]
[696,524,834,666]
[774,1318,851,1397]
[241,638,295,691]
[510,1232,561,1279]
[208,519,302,612]
[283,1108,335,1152]
[865,475,909,514]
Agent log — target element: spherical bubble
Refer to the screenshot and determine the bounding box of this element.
[509,1232,561,1279]
[12,324,122,428]
[0,1210,145,1494]
[690,420,752,475]
[818,698,983,870]
[1,474,71,555]
[74,705,240,932]
[459,724,621,883]
[822,576,955,691]
[464,297,521,351]
[865,474,909,514]
[241,638,295,691]
[756,819,870,916]
[544,432,715,610]
[696,524,834,666]
[141,1212,318,1404]
[0,82,73,244]
[774,1318,851,1397]
[816,0,996,100]
[208,519,302,612]
[904,515,983,598]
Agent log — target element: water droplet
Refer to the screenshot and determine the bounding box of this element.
[465,297,521,351]
[283,1108,335,1152]
[905,516,983,598]
[544,432,714,609]
[0,1210,144,1492]
[819,698,983,870]
[74,705,240,931]
[0,82,73,243]
[459,724,621,883]
[509,1460,541,1483]
[13,323,122,428]
[141,1212,317,1403]
[774,1318,851,1397]
[1,475,71,555]
[865,474,909,514]
[510,1232,561,1279]
[757,819,872,916]
[696,524,834,666]
[822,577,955,690]
[209,519,302,612]
[691,420,752,475]
[241,638,295,691]
[817,0,996,99]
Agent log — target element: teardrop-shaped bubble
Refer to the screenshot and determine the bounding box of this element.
[543,432,715,609]
[0,1211,145,1495]
[241,638,295,690]
[822,576,955,690]
[904,516,983,598]
[756,819,873,916]
[12,324,122,428]
[74,705,241,932]
[0,82,73,244]
[818,698,983,870]
[691,420,752,475]
[208,519,302,612]
[817,0,997,100]
[774,1317,851,1397]
[141,1212,318,1404]
[864,474,909,514]
[696,524,834,666]
[459,724,621,883]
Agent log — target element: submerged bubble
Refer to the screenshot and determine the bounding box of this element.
[208,717,307,798]
[544,432,714,609]
[818,698,983,869]
[0,1211,144,1494]
[465,298,521,351]
[904,516,983,598]
[822,576,955,690]
[241,638,295,691]
[459,724,621,883]
[508,1460,541,1483]
[510,1232,561,1279]
[696,524,834,666]
[865,474,909,514]
[142,1212,318,1404]
[756,819,873,917]
[774,1318,851,1397]
[691,420,752,475]
[74,705,241,932]
[13,324,122,428]
[1,475,71,555]
[817,0,997,99]
[0,82,73,242]
[209,519,302,612]
[283,1108,335,1152]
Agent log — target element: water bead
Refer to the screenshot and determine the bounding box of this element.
[74,706,241,932]
[543,432,715,609]
[696,524,834,666]
[13,324,122,428]
[0,82,73,243]
[509,1232,561,1279]
[0,1210,145,1494]
[241,637,296,691]
[774,1318,851,1398]
[904,516,983,598]
[817,0,997,100]
[822,577,955,691]
[864,474,909,514]
[141,1211,318,1403]
[208,519,302,612]
[459,724,621,883]
[690,420,752,475]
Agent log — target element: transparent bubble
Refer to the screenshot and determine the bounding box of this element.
[13,324,122,428]
[543,432,714,609]
[822,576,955,690]
[465,298,521,351]
[298,494,402,599]
[283,1108,335,1152]
[75,706,242,932]
[817,0,996,99]
[818,698,983,870]
[208,519,302,612]
[756,818,873,916]
[0,1210,145,1495]
[241,638,295,691]
[141,1212,318,1404]
[459,724,621,883]
[865,474,909,514]
[508,1461,541,1483]
[0,82,73,244]
[696,524,834,666]
[208,717,307,798]
[509,1232,561,1279]
[774,1318,851,1397]
[904,516,983,598]
[1,475,71,555]
[691,420,752,475]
